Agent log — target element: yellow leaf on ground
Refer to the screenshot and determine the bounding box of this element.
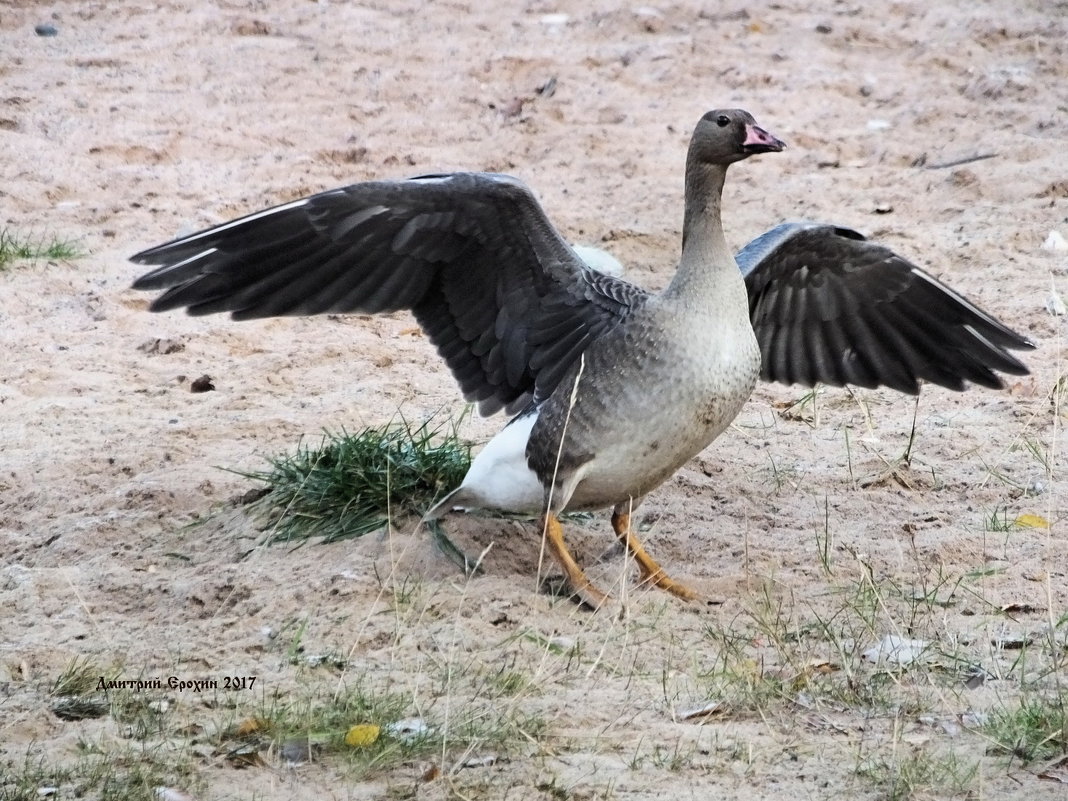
[233,717,268,736]
[345,724,381,747]
[1015,513,1050,529]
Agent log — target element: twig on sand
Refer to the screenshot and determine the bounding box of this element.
[922,152,998,170]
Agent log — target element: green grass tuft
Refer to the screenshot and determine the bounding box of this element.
[0,752,71,801]
[985,694,1068,763]
[241,413,471,544]
[0,228,81,268]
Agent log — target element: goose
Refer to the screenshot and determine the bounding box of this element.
[131,109,1034,606]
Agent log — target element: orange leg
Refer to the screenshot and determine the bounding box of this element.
[611,510,699,601]
[540,513,611,609]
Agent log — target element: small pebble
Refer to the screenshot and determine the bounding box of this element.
[1041,230,1067,252]
[190,375,214,393]
[35,23,59,37]
[279,739,313,764]
[862,634,929,665]
[461,754,498,768]
[386,717,430,742]
[539,13,569,26]
[154,790,196,801]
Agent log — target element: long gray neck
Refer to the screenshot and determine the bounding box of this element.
[663,161,739,305]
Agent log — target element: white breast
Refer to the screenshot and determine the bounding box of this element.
[455,410,544,514]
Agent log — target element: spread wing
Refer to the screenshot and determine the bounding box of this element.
[131,172,647,416]
[738,222,1035,393]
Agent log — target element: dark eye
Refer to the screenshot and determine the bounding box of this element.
[716,114,730,127]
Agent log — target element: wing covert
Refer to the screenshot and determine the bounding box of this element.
[132,172,647,415]
[740,223,1034,393]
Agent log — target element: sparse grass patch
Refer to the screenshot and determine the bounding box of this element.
[3,727,202,801]
[692,561,1035,799]
[238,677,547,778]
[28,655,551,793]
[856,747,978,801]
[70,740,203,801]
[0,751,71,801]
[984,693,1068,763]
[487,667,533,698]
[627,735,699,772]
[240,413,471,544]
[985,505,1016,532]
[0,228,80,268]
[23,659,205,798]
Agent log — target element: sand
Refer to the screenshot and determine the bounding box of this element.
[1,1,1065,798]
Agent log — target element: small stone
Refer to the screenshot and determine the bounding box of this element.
[1025,478,1048,496]
[35,23,59,37]
[232,19,270,36]
[963,669,987,689]
[815,23,832,33]
[154,790,197,801]
[461,754,498,768]
[138,338,185,355]
[536,76,557,97]
[190,375,214,393]
[386,717,430,742]
[1041,230,1068,251]
[677,699,727,720]
[862,635,929,665]
[500,97,524,118]
[280,738,314,764]
[939,720,962,737]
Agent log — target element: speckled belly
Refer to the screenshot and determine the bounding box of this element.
[562,317,760,511]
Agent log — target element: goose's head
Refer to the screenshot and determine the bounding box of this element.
[689,109,785,166]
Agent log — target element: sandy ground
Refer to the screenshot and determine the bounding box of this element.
[1,0,1066,799]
